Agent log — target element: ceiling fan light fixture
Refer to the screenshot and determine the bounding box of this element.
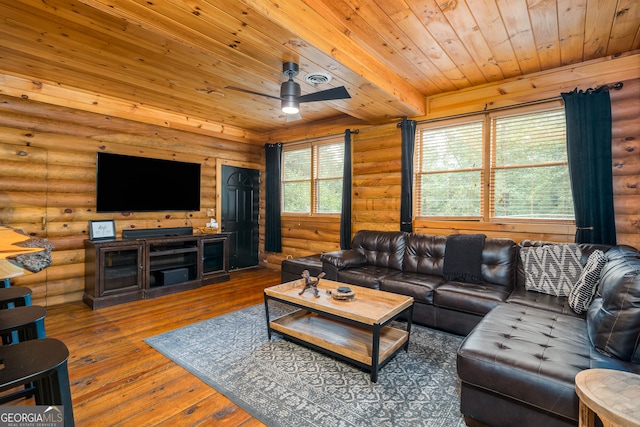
[226,62,350,120]
[281,78,301,114]
[281,98,299,114]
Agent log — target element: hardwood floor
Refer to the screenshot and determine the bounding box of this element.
[11,267,283,426]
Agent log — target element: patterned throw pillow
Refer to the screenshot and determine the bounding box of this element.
[520,244,583,297]
[568,249,607,313]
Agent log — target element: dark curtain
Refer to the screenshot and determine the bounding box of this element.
[264,143,282,252]
[399,119,417,232]
[340,130,353,249]
[561,87,616,245]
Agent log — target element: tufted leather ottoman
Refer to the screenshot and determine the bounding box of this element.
[457,303,640,427]
[280,254,324,283]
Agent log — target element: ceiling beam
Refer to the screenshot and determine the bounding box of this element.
[241,0,427,117]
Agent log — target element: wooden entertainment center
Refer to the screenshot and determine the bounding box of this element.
[83,228,230,309]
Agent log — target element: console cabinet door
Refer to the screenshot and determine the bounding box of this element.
[84,240,144,309]
[200,234,230,285]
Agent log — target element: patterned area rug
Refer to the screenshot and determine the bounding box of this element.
[145,303,465,427]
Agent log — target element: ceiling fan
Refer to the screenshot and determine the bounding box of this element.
[226,62,351,121]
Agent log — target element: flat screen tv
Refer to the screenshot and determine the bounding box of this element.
[96,152,201,212]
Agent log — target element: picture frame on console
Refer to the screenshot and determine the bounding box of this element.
[89,220,116,241]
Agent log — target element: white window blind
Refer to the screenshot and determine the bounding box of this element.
[491,109,573,219]
[282,147,311,213]
[415,120,484,217]
[282,138,344,214]
[315,143,344,213]
[414,104,574,222]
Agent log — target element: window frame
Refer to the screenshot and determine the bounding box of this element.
[413,101,575,225]
[281,137,344,217]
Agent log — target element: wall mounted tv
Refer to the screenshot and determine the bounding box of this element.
[96,152,201,212]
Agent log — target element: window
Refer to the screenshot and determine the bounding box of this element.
[491,109,573,219]
[282,139,344,214]
[415,120,484,217]
[414,104,574,221]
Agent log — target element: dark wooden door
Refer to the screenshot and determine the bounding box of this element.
[221,165,259,269]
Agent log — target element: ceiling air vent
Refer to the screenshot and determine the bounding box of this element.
[304,72,332,87]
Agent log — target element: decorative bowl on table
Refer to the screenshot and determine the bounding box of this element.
[331,286,355,300]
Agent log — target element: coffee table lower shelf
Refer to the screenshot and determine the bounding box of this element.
[269,309,409,379]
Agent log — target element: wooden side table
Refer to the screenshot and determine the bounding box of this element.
[575,368,640,427]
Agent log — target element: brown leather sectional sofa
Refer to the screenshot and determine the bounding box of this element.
[458,244,640,427]
[280,230,640,427]
[319,230,517,335]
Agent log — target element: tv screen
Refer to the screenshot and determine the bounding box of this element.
[96,153,201,212]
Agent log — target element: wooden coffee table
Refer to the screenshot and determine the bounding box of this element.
[264,278,414,382]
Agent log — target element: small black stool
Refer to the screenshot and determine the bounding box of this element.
[0,338,74,426]
[0,286,33,308]
[0,305,47,344]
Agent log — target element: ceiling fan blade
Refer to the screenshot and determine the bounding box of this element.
[298,86,351,103]
[225,86,282,101]
[285,112,302,122]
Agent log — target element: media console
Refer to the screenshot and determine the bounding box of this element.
[83,230,230,309]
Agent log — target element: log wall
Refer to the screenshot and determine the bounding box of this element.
[0,95,262,306]
[611,78,640,249]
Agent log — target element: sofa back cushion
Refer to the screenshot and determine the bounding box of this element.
[403,233,446,276]
[587,245,640,363]
[403,234,516,287]
[482,238,518,287]
[351,230,406,271]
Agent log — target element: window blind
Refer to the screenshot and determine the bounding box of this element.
[315,143,344,213]
[415,120,484,217]
[282,147,311,212]
[491,109,573,219]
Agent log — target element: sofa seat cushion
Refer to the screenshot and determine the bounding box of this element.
[434,282,510,316]
[457,304,640,422]
[336,265,398,289]
[507,286,583,318]
[378,272,445,304]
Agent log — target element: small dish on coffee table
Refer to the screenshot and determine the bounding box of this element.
[331,286,355,300]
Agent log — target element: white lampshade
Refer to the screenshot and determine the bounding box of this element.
[281,98,299,114]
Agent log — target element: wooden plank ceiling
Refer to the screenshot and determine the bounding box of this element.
[0,0,638,141]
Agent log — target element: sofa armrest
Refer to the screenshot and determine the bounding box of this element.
[321,250,367,269]
[321,250,366,281]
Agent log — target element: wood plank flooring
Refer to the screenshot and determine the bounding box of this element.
[9,267,283,426]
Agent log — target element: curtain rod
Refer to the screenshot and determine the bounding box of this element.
[412,81,624,126]
[280,128,359,146]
